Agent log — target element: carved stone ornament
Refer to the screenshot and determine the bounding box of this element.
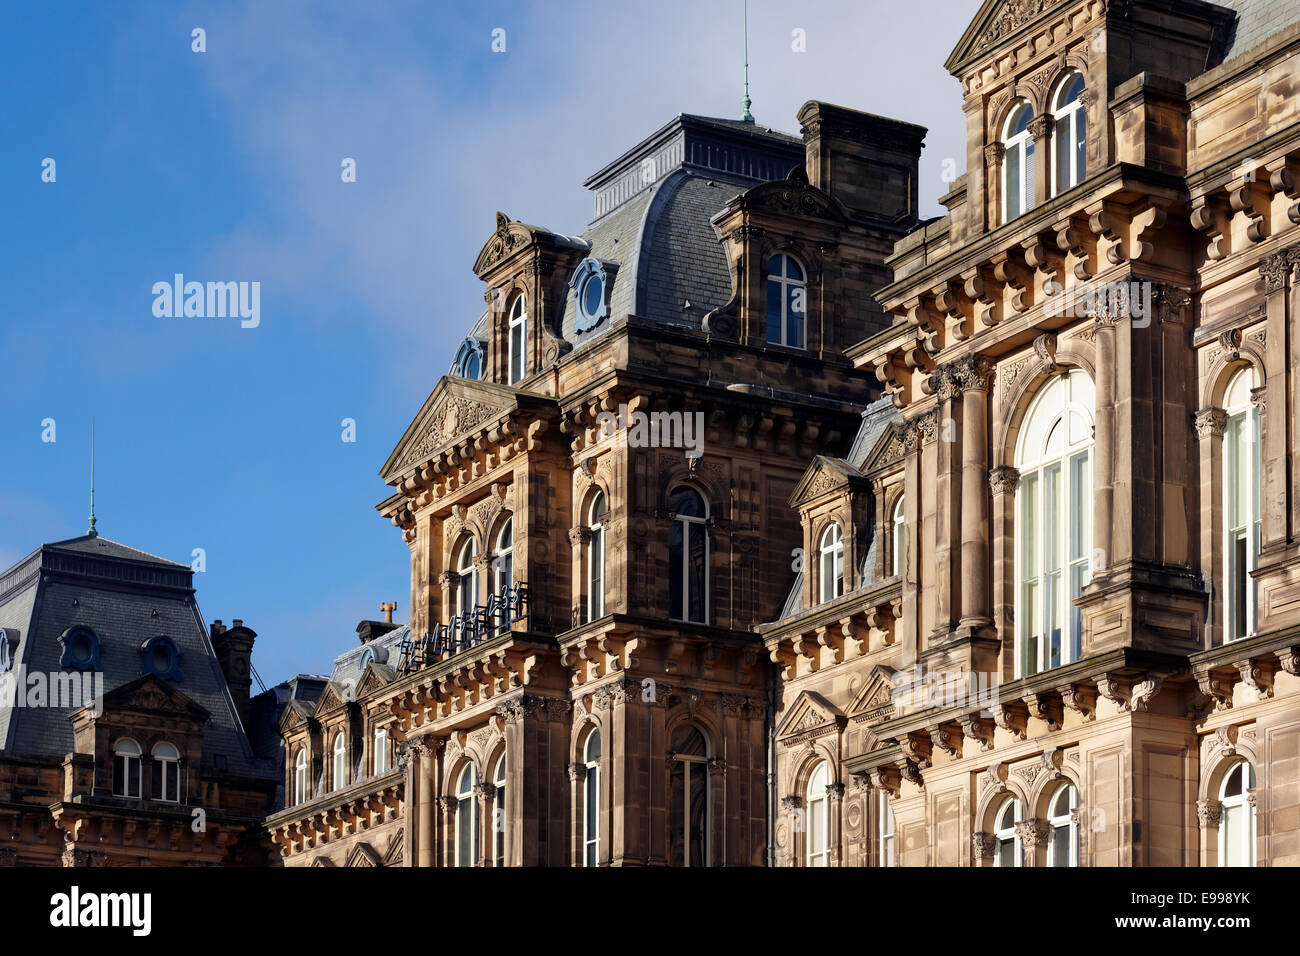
[405,397,501,466]
[981,0,1063,45]
[972,831,997,857]
[988,465,1021,496]
[1196,799,1222,828]
[781,795,804,811]
[1193,407,1228,440]
[984,141,1006,166]
[1014,818,1051,846]
[483,211,523,267]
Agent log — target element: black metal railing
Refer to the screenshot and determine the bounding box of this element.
[397,582,531,675]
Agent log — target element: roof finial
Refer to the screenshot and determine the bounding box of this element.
[741,0,754,123]
[88,419,97,538]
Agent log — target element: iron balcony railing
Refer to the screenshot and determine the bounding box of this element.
[396,582,532,675]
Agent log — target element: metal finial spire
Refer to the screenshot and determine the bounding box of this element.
[741,0,754,123]
[88,420,97,537]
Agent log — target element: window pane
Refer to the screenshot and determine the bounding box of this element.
[687,523,706,623]
[766,279,782,342]
[997,836,1015,868]
[1050,822,1071,866]
[1006,145,1021,220]
[786,284,803,348]
[1025,138,1035,211]
[1223,803,1243,866]
[809,800,824,860]
[669,521,683,618]
[1055,114,1070,193]
[1075,108,1087,184]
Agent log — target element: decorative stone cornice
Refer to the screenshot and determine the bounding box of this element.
[1193,407,1228,440]
[989,465,1021,496]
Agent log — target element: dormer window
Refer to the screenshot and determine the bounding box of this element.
[59,626,101,672]
[140,635,182,682]
[1002,103,1034,222]
[1051,74,1087,195]
[451,337,485,380]
[766,254,806,349]
[508,294,528,384]
[571,258,609,333]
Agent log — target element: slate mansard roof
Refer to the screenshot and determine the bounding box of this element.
[450,113,806,376]
[0,534,276,780]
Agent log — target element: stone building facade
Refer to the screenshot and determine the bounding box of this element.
[266,0,1300,868]
[763,0,1300,867]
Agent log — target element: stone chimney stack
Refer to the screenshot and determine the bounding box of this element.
[797,101,927,228]
[211,620,257,729]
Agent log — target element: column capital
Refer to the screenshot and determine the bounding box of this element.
[1014,818,1051,847]
[1196,798,1222,828]
[988,465,1021,496]
[1193,407,1228,440]
[984,141,1006,167]
[437,795,458,816]
[1027,113,1054,140]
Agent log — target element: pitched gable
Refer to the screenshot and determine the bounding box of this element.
[945,0,1072,73]
[788,456,865,508]
[776,690,846,741]
[848,664,899,724]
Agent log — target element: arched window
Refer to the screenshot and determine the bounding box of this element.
[766,253,807,348]
[294,748,308,804]
[508,294,527,384]
[805,761,830,867]
[1224,367,1261,642]
[1002,102,1035,222]
[1015,370,1095,677]
[374,727,389,775]
[456,537,478,618]
[879,791,896,867]
[332,733,347,791]
[588,490,606,621]
[456,763,479,867]
[668,486,709,624]
[1047,782,1079,866]
[113,738,142,798]
[583,729,601,867]
[451,337,485,380]
[1051,73,1087,195]
[994,798,1023,867]
[892,493,905,577]
[1219,760,1257,867]
[819,523,844,603]
[670,725,710,867]
[151,741,181,802]
[492,753,506,867]
[494,518,513,598]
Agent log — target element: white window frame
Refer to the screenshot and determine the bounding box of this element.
[492,753,506,867]
[456,763,478,867]
[669,486,710,625]
[294,748,308,803]
[494,517,513,598]
[819,523,844,603]
[1051,73,1087,195]
[152,741,181,803]
[1218,760,1257,867]
[374,727,388,775]
[892,493,905,578]
[332,732,347,792]
[583,730,601,867]
[114,738,142,798]
[879,791,895,867]
[765,253,807,348]
[1224,367,1261,643]
[588,491,606,621]
[456,537,478,618]
[1047,782,1079,867]
[1014,369,1094,678]
[806,761,830,867]
[1002,102,1035,223]
[994,798,1023,868]
[508,294,527,384]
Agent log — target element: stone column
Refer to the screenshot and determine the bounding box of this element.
[984,142,1005,229]
[474,781,496,867]
[438,795,458,868]
[1028,114,1054,209]
[929,366,963,643]
[1014,818,1050,867]
[989,466,1020,680]
[1194,408,1228,644]
[567,761,584,866]
[410,744,435,868]
[826,782,846,867]
[957,355,994,634]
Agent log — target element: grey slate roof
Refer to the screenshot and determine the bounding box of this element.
[0,535,276,780]
[328,624,408,691]
[1215,0,1300,61]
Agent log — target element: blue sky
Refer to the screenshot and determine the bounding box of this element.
[0,0,974,684]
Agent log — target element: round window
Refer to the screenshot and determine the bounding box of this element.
[582,274,603,318]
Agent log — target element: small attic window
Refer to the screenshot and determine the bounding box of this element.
[451,338,486,380]
[58,626,102,672]
[140,635,183,682]
[0,629,16,673]
[571,258,609,333]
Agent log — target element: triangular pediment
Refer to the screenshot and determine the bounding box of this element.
[945,0,1074,73]
[789,456,863,508]
[310,856,335,867]
[380,376,545,481]
[383,828,404,866]
[345,842,382,868]
[848,665,899,724]
[861,423,906,477]
[278,699,314,733]
[94,673,209,722]
[776,690,845,741]
[313,681,349,718]
[356,662,395,699]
